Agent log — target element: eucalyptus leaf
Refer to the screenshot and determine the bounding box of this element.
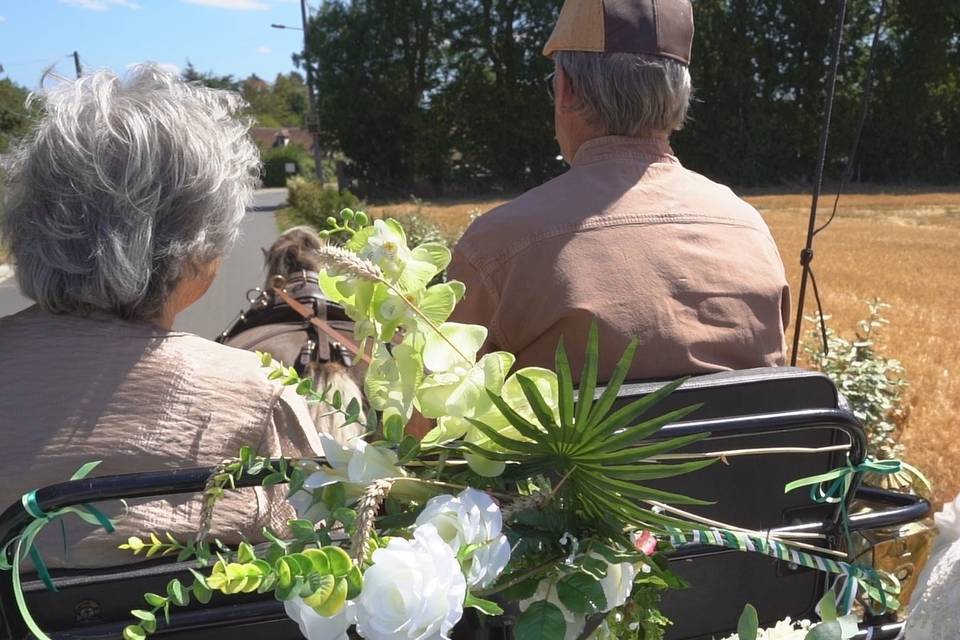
[737,604,759,640]
[804,621,844,640]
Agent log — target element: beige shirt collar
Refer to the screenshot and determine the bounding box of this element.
[571,135,679,167]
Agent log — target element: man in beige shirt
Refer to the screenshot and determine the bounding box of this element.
[448,0,790,380]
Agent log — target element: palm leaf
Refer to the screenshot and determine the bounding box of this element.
[584,338,638,430]
[579,405,703,456]
[485,391,548,443]
[584,377,690,442]
[573,322,599,433]
[576,432,711,465]
[579,457,717,481]
[514,374,562,441]
[455,442,529,463]
[465,418,546,456]
[555,337,576,444]
[582,471,715,506]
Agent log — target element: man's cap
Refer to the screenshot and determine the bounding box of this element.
[543,0,694,65]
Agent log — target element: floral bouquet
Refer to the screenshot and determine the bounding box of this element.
[4,210,906,640]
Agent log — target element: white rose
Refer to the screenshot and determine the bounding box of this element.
[292,435,407,521]
[590,553,637,612]
[415,488,511,588]
[356,524,466,640]
[284,597,355,640]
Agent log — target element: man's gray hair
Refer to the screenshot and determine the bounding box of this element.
[554,51,692,136]
[0,64,260,320]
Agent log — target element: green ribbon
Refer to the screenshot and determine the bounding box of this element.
[784,456,907,614]
[784,456,903,504]
[0,462,115,640]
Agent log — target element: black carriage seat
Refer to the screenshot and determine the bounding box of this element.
[605,367,926,639]
[0,368,927,640]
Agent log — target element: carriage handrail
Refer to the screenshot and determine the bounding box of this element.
[0,407,867,564]
[0,459,322,561]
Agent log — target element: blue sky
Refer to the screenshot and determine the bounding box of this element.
[0,0,307,89]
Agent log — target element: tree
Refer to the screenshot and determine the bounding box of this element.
[0,79,33,152]
[241,72,309,128]
[181,60,240,91]
[308,0,458,194]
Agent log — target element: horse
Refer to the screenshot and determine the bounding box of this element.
[217,226,365,445]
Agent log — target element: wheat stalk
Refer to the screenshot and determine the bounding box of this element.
[350,478,395,563]
[314,245,473,365]
[315,245,384,281]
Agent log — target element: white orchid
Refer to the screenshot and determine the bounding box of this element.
[355,524,467,640]
[414,488,511,588]
[291,434,407,521]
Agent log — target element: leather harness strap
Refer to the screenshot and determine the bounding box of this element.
[271,284,371,365]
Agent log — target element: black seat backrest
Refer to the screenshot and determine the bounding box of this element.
[606,367,862,639]
[0,367,860,640]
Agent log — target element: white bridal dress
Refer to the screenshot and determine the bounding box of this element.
[905,493,960,639]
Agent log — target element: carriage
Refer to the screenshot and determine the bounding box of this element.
[0,257,931,640]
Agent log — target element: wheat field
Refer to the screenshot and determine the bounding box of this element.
[369,190,960,505]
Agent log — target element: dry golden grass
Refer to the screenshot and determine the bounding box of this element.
[368,189,960,504]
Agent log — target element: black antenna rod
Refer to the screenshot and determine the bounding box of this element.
[790,0,849,366]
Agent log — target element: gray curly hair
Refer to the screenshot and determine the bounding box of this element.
[0,64,260,320]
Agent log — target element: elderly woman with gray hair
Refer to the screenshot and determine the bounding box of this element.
[0,65,348,567]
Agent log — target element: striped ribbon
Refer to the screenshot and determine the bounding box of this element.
[666,525,900,615]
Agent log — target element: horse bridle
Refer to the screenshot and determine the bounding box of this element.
[216,270,369,375]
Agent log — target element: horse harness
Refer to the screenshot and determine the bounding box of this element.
[216,271,361,376]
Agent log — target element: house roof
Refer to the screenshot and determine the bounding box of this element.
[250,127,315,151]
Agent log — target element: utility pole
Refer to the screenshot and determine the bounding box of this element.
[72,51,82,79]
[300,0,326,183]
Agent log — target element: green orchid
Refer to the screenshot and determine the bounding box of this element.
[364,341,424,438]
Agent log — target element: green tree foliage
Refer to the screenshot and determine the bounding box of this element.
[223,0,960,192]
[241,72,309,128]
[0,78,33,152]
[181,60,240,91]
[306,0,565,195]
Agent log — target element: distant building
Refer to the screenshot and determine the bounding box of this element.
[250,127,314,152]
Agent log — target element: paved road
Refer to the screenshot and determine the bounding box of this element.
[0,189,287,339]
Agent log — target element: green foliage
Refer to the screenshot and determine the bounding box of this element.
[242,72,309,128]
[0,78,34,152]
[299,0,960,192]
[377,209,452,250]
[804,300,907,459]
[283,176,361,230]
[306,0,562,195]
[556,572,607,613]
[737,604,759,640]
[181,61,239,91]
[461,326,715,532]
[261,146,316,188]
[515,601,566,640]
